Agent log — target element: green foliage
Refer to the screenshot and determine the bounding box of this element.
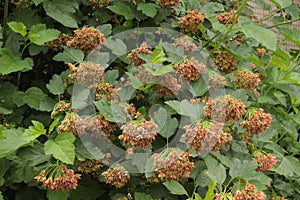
[44,132,76,164]
[163,180,188,196]
[0,48,33,75]
[0,0,299,199]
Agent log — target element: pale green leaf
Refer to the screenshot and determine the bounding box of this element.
[0,48,33,75]
[104,70,119,85]
[274,156,300,177]
[125,72,144,89]
[24,87,47,110]
[269,0,292,9]
[43,0,78,28]
[158,117,178,139]
[97,24,112,36]
[240,24,277,51]
[163,180,188,196]
[53,46,84,63]
[135,192,153,200]
[0,129,31,158]
[75,140,104,161]
[22,121,46,141]
[278,28,300,47]
[28,24,60,45]
[44,132,76,164]
[205,181,216,200]
[205,156,226,184]
[46,74,67,95]
[107,3,134,20]
[137,3,158,18]
[103,38,127,56]
[7,21,27,37]
[49,118,60,134]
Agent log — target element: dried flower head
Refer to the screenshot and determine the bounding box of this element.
[213,52,237,73]
[240,108,272,135]
[253,153,277,172]
[174,57,206,82]
[35,164,81,191]
[51,101,71,118]
[232,69,261,91]
[182,122,230,152]
[234,184,267,200]
[45,33,72,51]
[205,95,246,122]
[77,153,110,175]
[216,11,238,24]
[90,0,110,9]
[97,115,117,137]
[11,0,32,9]
[102,164,130,188]
[96,80,117,101]
[209,73,227,90]
[69,62,104,87]
[174,36,197,55]
[153,75,181,96]
[128,42,153,66]
[257,48,266,59]
[119,119,157,148]
[179,9,205,33]
[152,150,195,181]
[158,0,181,8]
[58,115,78,136]
[67,27,106,53]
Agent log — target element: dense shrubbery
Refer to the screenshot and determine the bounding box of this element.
[0,0,300,199]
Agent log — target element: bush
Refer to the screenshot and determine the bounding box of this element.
[0,0,299,199]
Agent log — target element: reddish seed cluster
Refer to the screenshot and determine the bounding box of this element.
[158,0,181,8]
[58,116,78,135]
[51,101,71,118]
[121,103,142,120]
[119,119,157,148]
[213,131,232,152]
[216,11,238,24]
[240,108,272,135]
[128,42,153,66]
[76,117,109,138]
[67,27,106,53]
[174,36,197,55]
[134,67,153,85]
[77,153,110,175]
[182,122,230,152]
[101,164,130,188]
[253,153,277,172]
[35,164,81,191]
[232,69,261,91]
[174,57,206,82]
[153,75,181,96]
[69,62,104,87]
[213,52,237,73]
[90,0,110,9]
[97,115,117,137]
[234,184,267,200]
[152,151,195,181]
[179,9,205,33]
[209,74,227,90]
[45,33,72,51]
[95,81,117,101]
[205,95,246,122]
